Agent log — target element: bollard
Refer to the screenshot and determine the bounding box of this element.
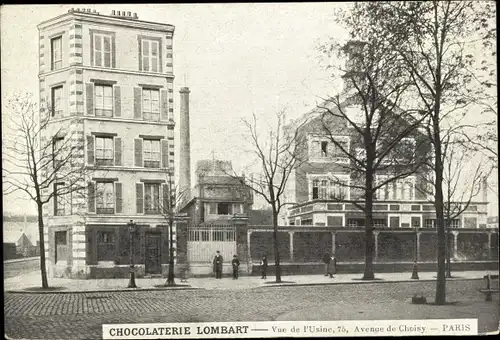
[411,261,419,280]
[485,274,492,301]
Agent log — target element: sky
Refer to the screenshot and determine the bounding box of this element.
[1,3,497,216]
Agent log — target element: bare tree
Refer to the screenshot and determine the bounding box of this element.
[157,170,189,286]
[316,38,430,280]
[418,135,489,277]
[2,93,89,288]
[230,110,307,283]
[344,0,496,304]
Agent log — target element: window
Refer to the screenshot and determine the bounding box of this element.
[389,216,400,228]
[373,219,387,228]
[321,141,328,157]
[142,88,160,121]
[217,203,230,215]
[55,231,67,245]
[411,216,421,228]
[94,84,113,117]
[302,218,313,225]
[449,219,460,228]
[93,33,112,68]
[97,230,115,261]
[51,86,63,117]
[232,203,244,214]
[53,137,64,167]
[424,219,436,228]
[348,219,364,227]
[95,137,114,165]
[312,177,348,200]
[144,183,160,214]
[96,182,114,214]
[143,139,160,168]
[391,138,416,162]
[51,36,62,70]
[98,231,115,244]
[54,182,65,216]
[310,137,349,162]
[378,177,415,201]
[141,39,160,72]
[464,217,477,228]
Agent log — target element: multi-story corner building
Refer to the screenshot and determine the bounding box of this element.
[38,8,180,278]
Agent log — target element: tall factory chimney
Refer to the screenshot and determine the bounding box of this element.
[179,87,191,195]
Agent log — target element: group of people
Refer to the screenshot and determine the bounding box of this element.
[212,251,269,279]
[212,251,336,279]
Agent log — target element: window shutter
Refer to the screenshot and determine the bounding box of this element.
[114,137,122,166]
[115,182,122,213]
[134,87,142,119]
[88,182,95,213]
[162,183,169,212]
[111,36,116,68]
[134,138,143,167]
[161,89,169,121]
[136,183,144,214]
[114,86,121,117]
[87,135,94,165]
[53,183,57,216]
[86,83,94,116]
[161,140,169,168]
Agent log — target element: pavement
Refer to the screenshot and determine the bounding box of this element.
[4,270,496,293]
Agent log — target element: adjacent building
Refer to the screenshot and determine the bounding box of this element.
[38,8,181,278]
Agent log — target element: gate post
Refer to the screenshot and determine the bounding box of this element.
[174,213,190,277]
[231,214,250,275]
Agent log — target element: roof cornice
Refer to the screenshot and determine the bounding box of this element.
[38,11,175,34]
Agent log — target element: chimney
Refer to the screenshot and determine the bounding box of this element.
[482,177,488,203]
[179,87,191,195]
[111,10,116,15]
[133,13,138,19]
[127,11,131,16]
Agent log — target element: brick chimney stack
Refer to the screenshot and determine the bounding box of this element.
[179,87,191,195]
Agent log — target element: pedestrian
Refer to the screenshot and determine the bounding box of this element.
[212,250,223,279]
[260,255,268,279]
[232,255,240,279]
[328,253,337,278]
[322,251,330,276]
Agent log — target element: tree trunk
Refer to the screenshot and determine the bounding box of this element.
[363,175,375,280]
[445,226,451,278]
[37,203,49,289]
[167,218,175,285]
[272,210,282,283]
[434,112,447,305]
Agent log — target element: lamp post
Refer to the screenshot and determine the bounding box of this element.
[127,219,137,288]
[411,224,419,280]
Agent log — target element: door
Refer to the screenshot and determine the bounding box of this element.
[145,232,161,274]
[55,231,68,264]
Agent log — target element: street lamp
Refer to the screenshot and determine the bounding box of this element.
[411,224,419,280]
[127,219,138,288]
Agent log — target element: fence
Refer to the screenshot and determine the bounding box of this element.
[187,224,237,263]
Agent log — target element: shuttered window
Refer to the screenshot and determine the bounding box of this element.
[51,36,62,70]
[96,182,114,214]
[51,86,63,117]
[144,183,160,214]
[141,39,160,72]
[95,137,114,166]
[94,84,113,117]
[93,33,113,68]
[143,139,160,168]
[142,88,160,121]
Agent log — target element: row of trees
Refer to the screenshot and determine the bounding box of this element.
[234,1,496,305]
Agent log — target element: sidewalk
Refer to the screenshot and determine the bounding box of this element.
[4,270,494,293]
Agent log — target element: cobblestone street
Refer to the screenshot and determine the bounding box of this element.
[5,280,499,339]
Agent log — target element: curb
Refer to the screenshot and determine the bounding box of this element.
[260,277,483,288]
[5,277,484,294]
[5,286,203,294]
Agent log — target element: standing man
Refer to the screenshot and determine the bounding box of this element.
[213,250,223,279]
[232,254,240,279]
[328,253,337,278]
[322,251,330,276]
[260,255,268,279]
